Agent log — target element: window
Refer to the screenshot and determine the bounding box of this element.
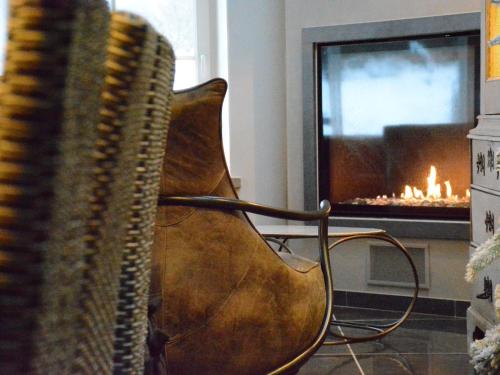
[111,0,229,162]
[113,0,206,90]
[0,0,204,89]
[0,0,7,75]
[0,0,228,160]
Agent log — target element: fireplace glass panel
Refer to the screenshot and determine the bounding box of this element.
[319,34,479,219]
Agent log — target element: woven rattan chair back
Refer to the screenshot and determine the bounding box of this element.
[0,3,174,374]
[107,13,175,374]
[0,1,109,373]
[75,11,175,375]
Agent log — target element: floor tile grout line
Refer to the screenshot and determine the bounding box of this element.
[313,352,469,357]
[335,305,469,319]
[332,312,366,375]
[335,318,465,322]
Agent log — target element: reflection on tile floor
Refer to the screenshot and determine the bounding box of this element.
[299,306,472,375]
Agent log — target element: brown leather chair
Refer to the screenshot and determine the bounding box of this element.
[151,79,333,374]
[151,78,419,374]
[0,2,175,373]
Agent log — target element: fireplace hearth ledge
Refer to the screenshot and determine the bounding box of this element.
[327,216,469,241]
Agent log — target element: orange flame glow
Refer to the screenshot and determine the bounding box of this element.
[399,165,468,202]
[426,166,441,199]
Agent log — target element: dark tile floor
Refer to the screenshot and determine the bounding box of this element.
[299,306,472,375]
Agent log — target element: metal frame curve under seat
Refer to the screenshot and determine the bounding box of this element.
[157,195,419,374]
[258,226,420,345]
[325,232,419,345]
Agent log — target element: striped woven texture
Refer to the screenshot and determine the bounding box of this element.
[72,12,174,375]
[0,0,109,373]
[110,14,175,374]
[0,3,174,373]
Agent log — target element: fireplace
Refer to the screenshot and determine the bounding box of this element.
[303,13,481,238]
[317,33,479,221]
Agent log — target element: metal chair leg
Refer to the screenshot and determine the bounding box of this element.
[265,237,294,254]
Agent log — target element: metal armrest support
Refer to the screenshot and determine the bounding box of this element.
[158,195,330,221]
[158,195,334,374]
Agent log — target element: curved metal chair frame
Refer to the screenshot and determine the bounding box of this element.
[264,237,295,254]
[326,233,419,344]
[158,195,419,374]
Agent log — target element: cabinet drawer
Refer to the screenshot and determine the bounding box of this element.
[469,245,499,325]
[471,188,500,244]
[471,140,500,190]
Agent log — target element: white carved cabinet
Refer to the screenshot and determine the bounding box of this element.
[466,0,500,346]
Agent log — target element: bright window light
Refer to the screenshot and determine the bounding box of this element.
[114,0,198,90]
[0,0,7,75]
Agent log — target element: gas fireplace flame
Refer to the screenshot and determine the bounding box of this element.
[444,181,452,199]
[426,165,441,199]
[399,165,467,202]
[345,165,470,208]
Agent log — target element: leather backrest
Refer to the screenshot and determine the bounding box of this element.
[161,78,231,197]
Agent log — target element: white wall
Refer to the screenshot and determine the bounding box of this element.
[226,0,287,223]
[284,0,481,210]
[291,237,470,301]
[223,0,479,300]
[225,0,480,213]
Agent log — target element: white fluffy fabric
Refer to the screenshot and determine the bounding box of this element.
[496,284,500,320]
[466,232,500,283]
[467,236,500,372]
[470,325,500,374]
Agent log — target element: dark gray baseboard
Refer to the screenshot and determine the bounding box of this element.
[334,290,470,318]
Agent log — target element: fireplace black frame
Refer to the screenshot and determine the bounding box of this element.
[317,32,479,221]
[303,13,480,239]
